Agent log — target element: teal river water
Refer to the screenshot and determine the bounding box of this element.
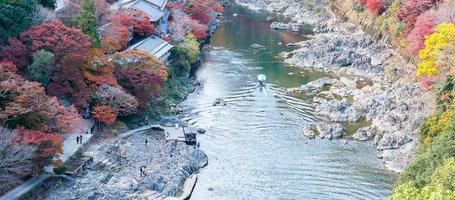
[181,6,396,200]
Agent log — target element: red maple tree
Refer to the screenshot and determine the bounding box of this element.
[396,0,443,35]
[19,20,92,63]
[366,0,384,15]
[407,11,436,54]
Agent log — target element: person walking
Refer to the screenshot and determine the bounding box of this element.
[140,166,146,176]
[79,135,83,143]
[76,135,80,144]
[145,138,148,146]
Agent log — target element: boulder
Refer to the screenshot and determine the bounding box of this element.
[213,98,227,106]
[316,123,345,139]
[270,22,292,30]
[197,128,206,134]
[353,126,376,141]
[377,132,412,150]
[250,43,265,49]
[301,123,317,139]
[314,98,360,122]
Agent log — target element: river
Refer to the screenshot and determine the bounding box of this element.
[181,6,396,200]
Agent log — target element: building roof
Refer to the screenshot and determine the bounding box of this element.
[117,0,167,10]
[145,0,168,10]
[128,36,173,59]
[122,0,165,21]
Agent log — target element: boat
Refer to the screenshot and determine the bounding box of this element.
[257,74,267,87]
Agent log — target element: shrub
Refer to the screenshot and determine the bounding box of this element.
[53,166,67,174]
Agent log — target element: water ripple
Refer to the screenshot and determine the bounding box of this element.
[183,44,396,200]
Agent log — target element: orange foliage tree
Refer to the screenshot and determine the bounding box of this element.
[112,50,168,106]
[83,48,119,91]
[92,105,118,125]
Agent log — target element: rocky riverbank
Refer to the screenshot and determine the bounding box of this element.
[40,128,207,199]
[236,0,434,172]
[234,0,330,24]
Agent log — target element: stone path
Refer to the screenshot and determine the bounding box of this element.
[0,175,52,200]
[59,119,94,162]
[0,119,94,200]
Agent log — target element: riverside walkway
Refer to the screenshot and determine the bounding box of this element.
[0,119,94,200]
[0,175,52,200]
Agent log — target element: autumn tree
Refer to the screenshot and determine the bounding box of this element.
[112,50,168,106]
[189,19,209,39]
[185,0,213,25]
[26,50,55,87]
[0,38,30,69]
[20,129,63,170]
[48,58,91,109]
[0,128,35,195]
[92,84,138,116]
[0,65,81,168]
[169,9,192,42]
[83,48,118,91]
[407,11,436,54]
[396,0,443,35]
[19,20,93,109]
[366,0,384,15]
[212,3,224,13]
[76,0,100,46]
[101,13,131,53]
[417,23,455,76]
[92,105,118,125]
[20,20,92,62]
[0,67,83,134]
[125,9,155,36]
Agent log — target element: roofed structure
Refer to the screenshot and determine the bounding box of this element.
[119,0,168,21]
[128,36,173,62]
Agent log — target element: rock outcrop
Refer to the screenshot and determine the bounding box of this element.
[44,130,207,199]
[234,0,330,24]
[317,123,345,140]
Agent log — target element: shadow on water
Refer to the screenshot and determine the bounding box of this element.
[182,6,397,200]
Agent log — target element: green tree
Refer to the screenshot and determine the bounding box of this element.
[26,50,55,87]
[0,0,36,44]
[76,0,100,47]
[178,33,200,64]
[398,114,455,188]
[431,158,455,191]
[389,182,455,200]
[36,0,55,9]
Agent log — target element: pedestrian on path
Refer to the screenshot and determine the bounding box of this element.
[76,136,80,144]
[145,138,148,146]
[140,166,146,176]
[80,135,83,143]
